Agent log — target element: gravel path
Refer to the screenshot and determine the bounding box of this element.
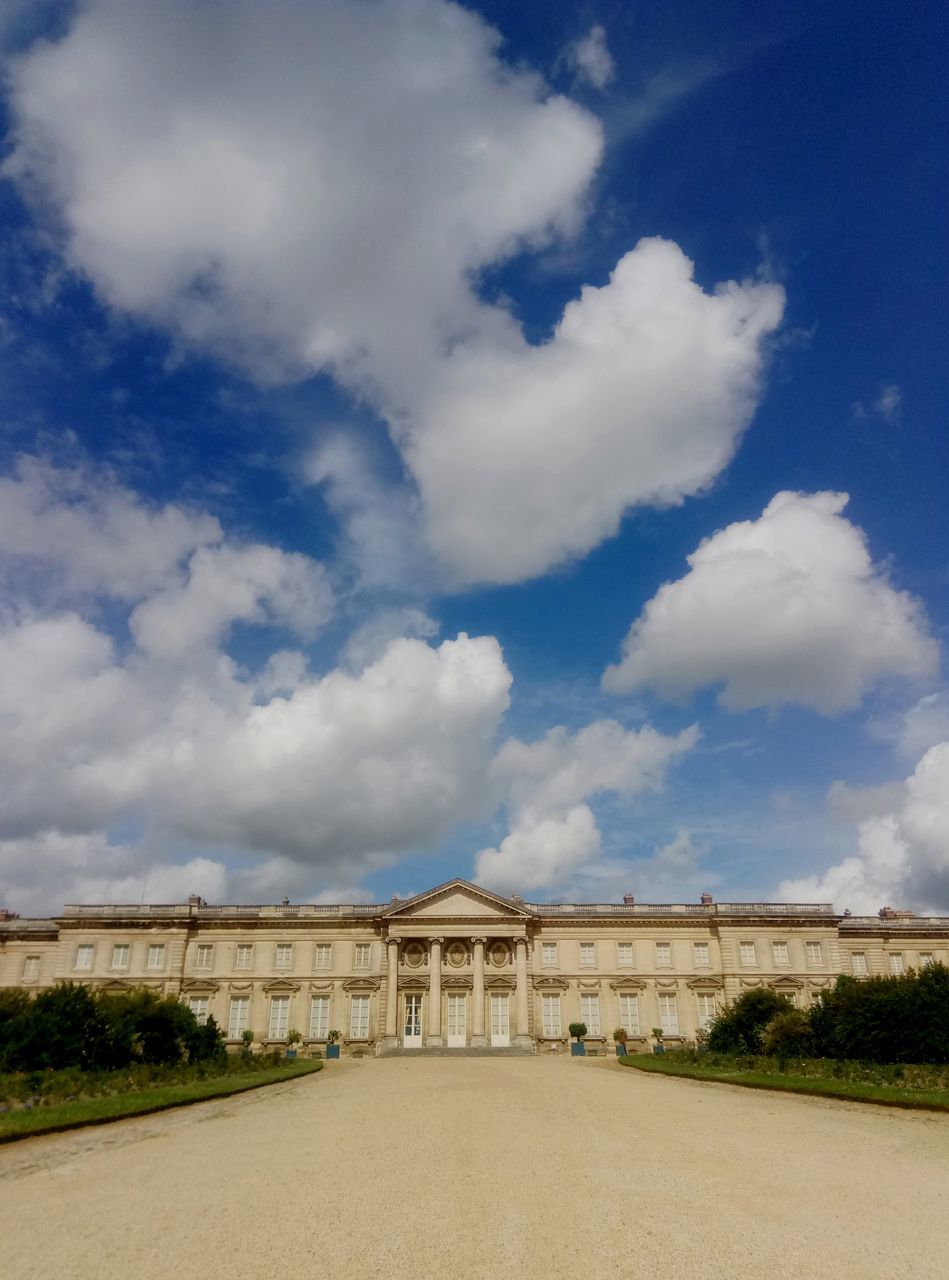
[2,1056,947,1279]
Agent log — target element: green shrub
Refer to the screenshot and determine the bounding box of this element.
[706,988,793,1054]
[811,965,949,1064]
[761,1008,814,1060]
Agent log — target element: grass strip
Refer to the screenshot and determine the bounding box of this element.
[618,1055,949,1112]
[0,1060,323,1143]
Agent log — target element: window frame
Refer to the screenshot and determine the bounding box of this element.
[194,944,214,972]
[313,943,333,970]
[654,941,672,969]
[919,952,934,967]
[74,944,95,971]
[692,942,710,968]
[617,942,634,967]
[309,995,330,1040]
[349,994,370,1040]
[274,943,294,971]
[227,996,250,1040]
[618,993,640,1036]
[888,952,905,975]
[657,993,679,1036]
[579,941,596,968]
[541,942,558,968]
[579,992,601,1035]
[22,955,41,981]
[269,995,291,1040]
[145,943,166,971]
[110,943,130,971]
[771,941,790,967]
[234,943,254,971]
[353,943,371,970]
[739,941,757,967]
[695,993,717,1030]
[805,941,823,966]
[186,996,210,1026]
[541,993,561,1037]
[851,952,868,976]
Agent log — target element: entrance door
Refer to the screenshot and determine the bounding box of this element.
[490,993,510,1047]
[447,994,466,1048]
[403,993,423,1048]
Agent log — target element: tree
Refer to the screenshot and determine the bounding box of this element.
[706,988,793,1054]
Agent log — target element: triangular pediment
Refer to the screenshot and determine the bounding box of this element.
[383,879,533,920]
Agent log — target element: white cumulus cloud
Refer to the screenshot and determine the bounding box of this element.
[777,742,949,914]
[570,24,615,90]
[604,491,938,713]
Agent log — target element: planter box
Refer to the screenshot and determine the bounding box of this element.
[615,1044,627,1058]
[285,1048,297,1061]
[652,1044,665,1055]
[570,1042,586,1057]
[326,1044,341,1060]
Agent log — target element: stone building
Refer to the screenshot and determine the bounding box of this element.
[1,879,947,1054]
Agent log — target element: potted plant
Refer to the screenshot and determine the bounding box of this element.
[240,1028,254,1060]
[652,1026,665,1055]
[285,1028,302,1061]
[568,1022,588,1057]
[326,1028,341,1060]
[613,1027,629,1058]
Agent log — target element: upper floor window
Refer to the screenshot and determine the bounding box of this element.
[696,993,717,1030]
[22,955,40,981]
[75,944,94,971]
[314,943,332,969]
[617,942,634,966]
[579,942,596,967]
[541,942,558,967]
[889,953,905,975]
[353,943,371,969]
[186,996,209,1026]
[805,941,823,966]
[146,944,165,970]
[654,942,672,968]
[771,941,790,967]
[195,944,214,971]
[234,944,253,970]
[111,944,130,970]
[851,952,868,976]
[739,942,757,967]
[275,943,294,970]
[919,952,934,967]
[693,942,710,967]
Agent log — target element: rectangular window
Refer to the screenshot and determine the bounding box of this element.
[619,993,640,1036]
[111,944,130,970]
[194,944,214,971]
[580,993,601,1035]
[269,995,290,1039]
[75,944,94,971]
[655,942,672,968]
[541,942,558,967]
[187,996,210,1026]
[234,944,253,970]
[919,952,934,967]
[309,995,330,1039]
[889,953,905,975]
[851,952,868,976]
[353,943,371,969]
[22,955,40,981]
[693,942,710,967]
[350,994,370,1039]
[227,997,250,1040]
[771,941,790,967]
[696,993,717,1030]
[146,944,165,970]
[542,993,561,1037]
[658,993,679,1036]
[313,943,332,969]
[617,943,634,966]
[275,943,293,970]
[805,941,823,966]
[579,942,596,967]
[739,942,757,967]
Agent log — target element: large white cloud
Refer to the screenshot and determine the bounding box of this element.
[5,0,784,586]
[778,742,949,914]
[474,719,697,894]
[604,491,938,712]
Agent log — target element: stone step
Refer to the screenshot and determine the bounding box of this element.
[378,1046,535,1058]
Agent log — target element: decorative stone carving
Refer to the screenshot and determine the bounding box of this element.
[441,975,474,990]
[533,976,570,991]
[686,975,724,990]
[403,942,425,968]
[484,975,517,990]
[608,977,647,991]
[342,977,380,992]
[489,942,510,967]
[263,978,302,993]
[446,941,468,968]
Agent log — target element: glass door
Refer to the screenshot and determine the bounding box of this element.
[403,993,423,1048]
[447,993,466,1047]
[490,993,510,1047]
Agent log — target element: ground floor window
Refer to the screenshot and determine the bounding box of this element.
[269,995,290,1040]
[309,995,330,1039]
[580,993,601,1035]
[695,993,716,1031]
[187,996,210,1026]
[350,994,370,1039]
[227,997,250,1039]
[658,994,679,1036]
[542,993,561,1036]
[619,993,640,1036]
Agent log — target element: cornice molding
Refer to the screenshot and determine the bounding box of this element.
[263,978,302,993]
[533,976,570,991]
[342,977,381,992]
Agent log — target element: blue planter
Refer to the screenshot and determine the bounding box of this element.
[571,1042,586,1057]
[653,1044,665,1055]
[285,1048,297,1061]
[615,1045,627,1058]
[326,1044,341,1060]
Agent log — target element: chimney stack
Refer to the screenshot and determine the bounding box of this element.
[623,893,635,906]
[701,892,713,906]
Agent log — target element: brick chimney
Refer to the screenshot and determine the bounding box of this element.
[701,892,714,906]
[623,893,635,906]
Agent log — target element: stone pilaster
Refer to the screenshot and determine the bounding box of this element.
[513,935,533,1050]
[427,936,444,1046]
[470,936,487,1047]
[382,936,400,1050]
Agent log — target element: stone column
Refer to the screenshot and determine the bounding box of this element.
[513,935,533,1051]
[471,936,487,1048]
[383,936,400,1049]
[427,937,444,1046]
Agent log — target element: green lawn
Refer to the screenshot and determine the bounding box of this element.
[618,1054,949,1111]
[0,1059,323,1142]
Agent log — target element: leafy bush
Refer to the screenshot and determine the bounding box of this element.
[568,1022,587,1042]
[761,1009,814,1060]
[706,988,793,1054]
[811,965,949,1064]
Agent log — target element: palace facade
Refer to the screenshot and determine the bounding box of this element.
[2,879,948,1054]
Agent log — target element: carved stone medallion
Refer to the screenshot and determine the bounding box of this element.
[403,942,425,968]
[446,941,468,968]
[489,942,510,967]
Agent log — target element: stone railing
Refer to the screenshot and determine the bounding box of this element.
[62,902,384,919]
[840,916,949,930]
[529,902,835,917]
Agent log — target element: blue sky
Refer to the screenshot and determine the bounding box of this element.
[0,0,946,916]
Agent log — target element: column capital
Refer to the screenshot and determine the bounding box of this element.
[471,935,488,945]
[428,936,445,946]
[514,935,529,948]
[386,935,402,946]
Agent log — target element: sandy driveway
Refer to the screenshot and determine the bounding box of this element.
[1,1056,947,1280]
